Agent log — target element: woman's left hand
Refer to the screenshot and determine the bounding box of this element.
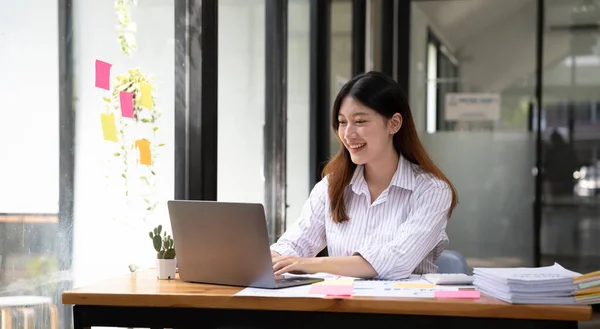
[272,255,322,277]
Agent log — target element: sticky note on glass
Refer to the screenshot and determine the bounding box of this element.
[95,60,112,90]
[120,91,134,118]
[393,282,435,289]
[434,290,480,299]
[309,284,354,296]
[100,114,118,142]
[140,82,153,109]
[135,139,152,165]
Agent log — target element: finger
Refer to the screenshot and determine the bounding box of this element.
[275,263,298,277]
[273,259,293,272]
[272,255,293,263]
[272,256,297,268]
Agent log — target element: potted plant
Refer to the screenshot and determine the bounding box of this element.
[149,225,177,279]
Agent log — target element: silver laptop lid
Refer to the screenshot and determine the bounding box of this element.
[167,200,276,288]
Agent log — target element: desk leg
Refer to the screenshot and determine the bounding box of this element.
[72,306,90,329]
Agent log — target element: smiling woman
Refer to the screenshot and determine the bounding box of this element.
[270,71,458,280]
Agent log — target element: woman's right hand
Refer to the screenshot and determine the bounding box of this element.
[270,251,282,279]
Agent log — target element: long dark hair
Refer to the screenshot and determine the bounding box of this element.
[322,71,458,223]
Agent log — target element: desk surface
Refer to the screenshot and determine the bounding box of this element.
[62,271,593,322]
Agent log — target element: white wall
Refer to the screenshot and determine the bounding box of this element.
[0,0,59,214]
[71,0,175,286]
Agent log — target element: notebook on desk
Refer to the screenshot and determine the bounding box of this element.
[167,200,323,289]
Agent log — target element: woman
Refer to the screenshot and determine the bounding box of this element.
[270,71,458,280]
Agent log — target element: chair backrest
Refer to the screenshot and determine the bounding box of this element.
[435,250,471,275]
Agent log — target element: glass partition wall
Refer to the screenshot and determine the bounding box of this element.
[410,0,539,268]
[409,0,599,273]
[541,0,600,273]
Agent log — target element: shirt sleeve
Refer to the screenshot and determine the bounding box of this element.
[270,178,328,258]
[353,181,452,280]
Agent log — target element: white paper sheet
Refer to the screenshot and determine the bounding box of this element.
[235,284,324,298]
[234,274,474,299]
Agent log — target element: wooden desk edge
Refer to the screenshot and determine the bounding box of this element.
[61,290,593,322]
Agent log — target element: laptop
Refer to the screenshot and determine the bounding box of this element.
[167,200,323,289]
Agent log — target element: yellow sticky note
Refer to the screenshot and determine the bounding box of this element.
[315,278,355,286]
[140,82,153,109]
[393,283,435,289]
[100,113,118,142]
[135,139,152,165]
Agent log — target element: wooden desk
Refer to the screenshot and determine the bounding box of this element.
[62,270,593,329]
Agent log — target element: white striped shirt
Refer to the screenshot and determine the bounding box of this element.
[270,155,452,280]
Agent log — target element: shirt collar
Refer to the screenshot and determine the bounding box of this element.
[349,154,415,195]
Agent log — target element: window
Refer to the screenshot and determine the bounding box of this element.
[217,0,266,204]
[287,0,311,227]
[71,0,176,287]
[425,29,459,133]
[1,1,177,327]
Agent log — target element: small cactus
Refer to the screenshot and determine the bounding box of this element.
[149,225,176,259]
[162,234,176,259]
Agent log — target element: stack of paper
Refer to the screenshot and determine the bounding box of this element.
[473,263,600,305]
[574,270,600,305]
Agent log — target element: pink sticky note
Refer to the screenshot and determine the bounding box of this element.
[119,91,134,118]
[434,290,480,299]
[95,59,112,90]
[309,284,354,296]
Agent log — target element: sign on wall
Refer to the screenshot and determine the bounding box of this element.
[445,93,501,121]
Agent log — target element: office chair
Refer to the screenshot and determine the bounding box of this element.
[435,250,471,275]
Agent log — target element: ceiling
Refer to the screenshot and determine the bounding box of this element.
[417,0,600,51]
[416,0,600,93]
[416,0,534,50]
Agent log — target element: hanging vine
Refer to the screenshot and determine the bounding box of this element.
[114,0,138,55]
[102,68,164,220]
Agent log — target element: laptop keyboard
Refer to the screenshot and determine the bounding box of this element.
[274,277,321,288]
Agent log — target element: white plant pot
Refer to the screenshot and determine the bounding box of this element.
[156,258,177,279]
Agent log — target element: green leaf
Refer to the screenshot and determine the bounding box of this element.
[141,118,150,123]
[158,144,165,147]
[113,152,121,156]
[121,173,126,179]
[153,127,159,132]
